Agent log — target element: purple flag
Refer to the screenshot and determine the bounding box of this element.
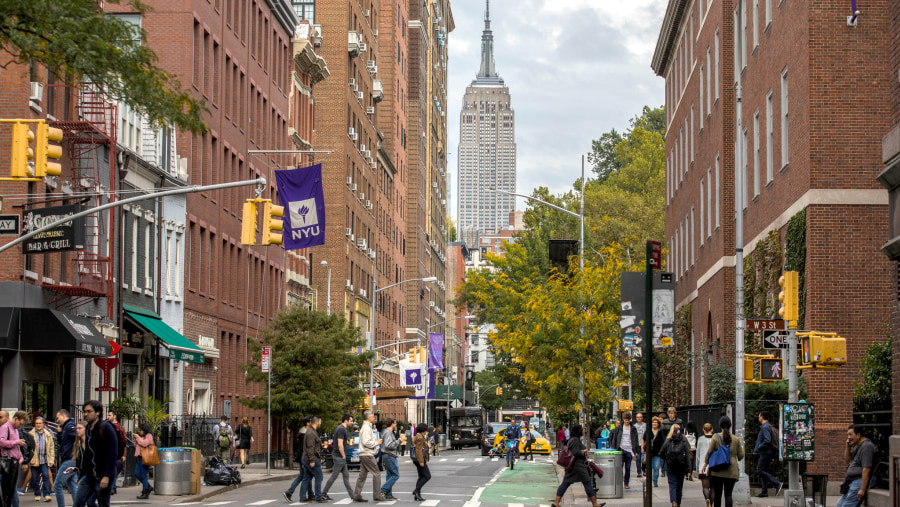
[275,164,326,250]
[426,368,436,399]
[428,333,444,370]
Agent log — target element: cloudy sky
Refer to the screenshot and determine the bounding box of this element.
[446,0,668,220]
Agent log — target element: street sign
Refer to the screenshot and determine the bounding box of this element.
[261,346,271,372]
[617,399,633,411]
[0,214,20,235]
[109,341,122,356]
[747,319,786,331]
[762,330,788,349]
[760,358,784,381]
[649,240,662,270]
[361,382,382,389]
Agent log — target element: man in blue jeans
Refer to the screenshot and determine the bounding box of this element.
[753,412,783,497]
[54,410,78,507]
[379,418,400,500]
[837,424,877,507]
[299,416,325,502]
[505,422,521,469]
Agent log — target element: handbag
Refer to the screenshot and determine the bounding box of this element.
[557,443,575,469]
[707,434,732,471]
[140,442,160,467]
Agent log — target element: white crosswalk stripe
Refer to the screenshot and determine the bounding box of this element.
[456,458,465,462]
[419,500,440,507]
[439,458,447,462]
[375,502,396,505]
[508,503,524,507]
[203,502,235,506]
[332,499,354,505]
[248,501,278,506]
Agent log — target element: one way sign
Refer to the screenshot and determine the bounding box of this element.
[0,215,20,235]
[763,330,788,349]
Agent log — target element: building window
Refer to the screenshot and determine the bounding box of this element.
[700,179,705,244]
[145,215,153,290]
[753,110,760,197]
[707,167,713,238]
[766,91,774,183]
[690,207,695,266]
[706,47,713,112]
[781,68,789,168]
[699,66,705,129]
[714,29,720,101]
[192,379,212,415]
[715,154,721,228]
[766,0,773,26]
[753,0,759,50]
[131,214,138,289]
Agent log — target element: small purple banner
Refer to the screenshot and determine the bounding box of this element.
[275,164,326,251]
[428,333,444,370]
[426,368,435,399]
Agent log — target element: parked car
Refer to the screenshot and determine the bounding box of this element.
[344,431,383,470]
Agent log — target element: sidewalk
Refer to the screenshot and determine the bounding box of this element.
[123,461,297,504]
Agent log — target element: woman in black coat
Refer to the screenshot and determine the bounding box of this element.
[235,418,254,469]
[550,424,604,507]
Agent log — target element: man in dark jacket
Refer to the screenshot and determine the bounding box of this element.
[754,412,783,497]
[608,412,641,489]
[53,409,78,507]
[74,400,119,507]
[300,416,325,502]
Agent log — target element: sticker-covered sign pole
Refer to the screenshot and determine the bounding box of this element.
[262,346,272,476]
[643,240,660,507]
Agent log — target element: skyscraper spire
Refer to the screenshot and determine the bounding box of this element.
[475,0,502,84]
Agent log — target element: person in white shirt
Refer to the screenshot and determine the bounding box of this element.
[609,412,640,489]
[352,410,382,502]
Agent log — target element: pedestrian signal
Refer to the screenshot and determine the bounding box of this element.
[760,358,784,381]
[496,387,502,396]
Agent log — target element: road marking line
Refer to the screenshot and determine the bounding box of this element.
[375,502,396,505]
[462,502,480,507]
[439,458,447,462]
[333,499,354,505]
[509,503,524,507]
[203,502,235,506]
[456,458,465,461]
[248,501,278,506]
[419,500,440,507]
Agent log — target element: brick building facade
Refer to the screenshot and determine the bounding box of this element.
[654,0,892,482]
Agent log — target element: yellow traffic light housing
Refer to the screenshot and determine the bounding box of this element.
[496,387,503,396]
[11,123,35,178]
[744,359,754,381]
[778,271,799,324]
[35,123,64,177]
[240,200,258,245]
[799,332,846,368]
[261,201,284,245]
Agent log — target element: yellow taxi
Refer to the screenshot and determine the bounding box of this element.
[492,427,552,455]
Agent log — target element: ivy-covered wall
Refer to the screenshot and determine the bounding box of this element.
[784,209,807,330]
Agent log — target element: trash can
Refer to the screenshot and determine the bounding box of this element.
[592,450,623,499]
[185,447,202,494]
[802,474,828,507]
[179,449,192,495]
[438,434,448,448]
[154,448,187,496]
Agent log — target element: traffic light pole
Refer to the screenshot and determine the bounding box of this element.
[785,327,801,506]
[0,177,267,254]
[643,241,653,507]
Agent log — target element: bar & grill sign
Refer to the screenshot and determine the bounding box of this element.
[22,204,84,253]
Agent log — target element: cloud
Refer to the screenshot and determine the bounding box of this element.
[447,0,666,219]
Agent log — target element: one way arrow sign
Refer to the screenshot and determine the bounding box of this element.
[763,330,788,349]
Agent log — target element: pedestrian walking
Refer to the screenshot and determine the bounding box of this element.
[105,411,126,495]
[285,417,313,502]
[696,423,714,507]
[398,426,408,457]
[379,419,400,501]
[645,416,665,487]
[318,414,354,502]
[608,412,640,489]
[523,426,535,461]
[132,424,155,499]
[28,416,55,502]
[659,424,691,507]
[705,416,744,507]
[53,410,78,507]
[661,407,683,439]
[411,423,431,501]
[299,416,326,503]
[427,424,439,457]
[564,425,570,441]
[836,424,877,507]
[556,425,566,451]
[352,410,382,502]
[1,411,29,507]
[753,411,782,498]
[74,400,119,507]
[634,413,647,477]
[213,416,234,463]
[549,424,605,507]
[684,422,697,482]
[235,418,254,469]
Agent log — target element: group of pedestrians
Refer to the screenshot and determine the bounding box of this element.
[283,410,433,504]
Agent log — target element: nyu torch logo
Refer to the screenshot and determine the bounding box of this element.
[288,198,321,239]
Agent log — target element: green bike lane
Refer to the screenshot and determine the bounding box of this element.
[474,460,558,505]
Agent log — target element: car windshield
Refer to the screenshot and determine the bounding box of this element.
[451,416,481,427]
[529,430,542,439]
[348,432,360,445]
[487,424,505,435]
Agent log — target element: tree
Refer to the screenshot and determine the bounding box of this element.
[241,306,371,431]
[588,106,664,181]
[0,0,207,133]
[854,336,891,401]
[473,369,512,411]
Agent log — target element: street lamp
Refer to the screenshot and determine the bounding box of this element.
[368,276,438,407]
[320,260,331,315]
[487,156,587,447]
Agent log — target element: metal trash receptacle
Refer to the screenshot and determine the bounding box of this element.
[438,434,447,448]
[179,449,192,495]
[154,448,187,496]
[592,450,623,499]
[802,474,828,507]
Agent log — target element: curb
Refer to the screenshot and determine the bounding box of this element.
[174,473,296,504]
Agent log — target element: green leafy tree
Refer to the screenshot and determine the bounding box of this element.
[588,106,664,181]
[241,306,371,431]
[0,0,207,133]
[473,369,512,411]
[854,336,891,401]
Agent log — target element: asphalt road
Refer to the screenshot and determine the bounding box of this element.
[176,448,562,507]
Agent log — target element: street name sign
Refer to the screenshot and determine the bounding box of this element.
[747,319,786,331]
[261,346,271,372]
[763,330,788,349]
[0,215,20,235]
[361,382,381,389]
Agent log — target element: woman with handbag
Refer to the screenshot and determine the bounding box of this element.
[411,423,431,501]
[132,424,156,500]
[705,416,744,507]
[235,418,254,469]
[550,424,605,507]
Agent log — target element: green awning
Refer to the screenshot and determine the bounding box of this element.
[124,305,205,364]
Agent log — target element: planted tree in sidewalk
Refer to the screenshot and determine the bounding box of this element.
[241,306,371,431]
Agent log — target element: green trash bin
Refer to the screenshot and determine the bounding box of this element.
[592,450,623,499]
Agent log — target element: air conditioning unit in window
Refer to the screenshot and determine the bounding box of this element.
[441,199,446,205]
[357,238,367,250]
[359,288,367,298]
[370,161,377,169]
[348,127,355,137]
[346,279,352,287]
[352,133,359,141]
[30,82,43,103]
[348,31,361,56]
[360,144,367,152]
[432,182,437,188]
[374,29,378,36]
[347,176,353,185]
[367,60,377,71]
[365,9,371,16]
[349,78,356,88]
[366,106,375,115]
[353,82,359,92]
[358,92,364,101]
[351,183,357,192]
[359,43,368,53]
[369,248,376,259]
[346,228,353,236]
[364,150,371,159]
[429,301,435,307]
[365,200,373,210]
[359,192,365,200]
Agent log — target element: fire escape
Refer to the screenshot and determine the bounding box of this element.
[42,85,118,316]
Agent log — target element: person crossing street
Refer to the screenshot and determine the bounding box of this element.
[504,421,521,469]
[379,418,400,501]
[352,410,382,502]
[319,415,354,502]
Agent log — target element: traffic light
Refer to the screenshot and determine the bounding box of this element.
[261,201,284,245]
[35,123,64,177]
[240,200,258,245]
[799,332,847,366]
[778,271,799,323]
[495,387,502,396]
[10,123,35,178]
[760,358,784,381]
[744,359,754,381]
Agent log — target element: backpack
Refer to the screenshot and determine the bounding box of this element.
[525,431,535,443]
[111,423,127,457]
[665,439,690,472]
[218,427,231,449]
[767,424,779,454]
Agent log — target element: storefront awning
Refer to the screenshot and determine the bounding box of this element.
[123,305,205,364]
[20,309,111,357]
[0,307,18,351]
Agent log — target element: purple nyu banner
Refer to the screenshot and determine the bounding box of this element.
[426,368,436,399]
[428,333,444,370]
[275,164,326,250]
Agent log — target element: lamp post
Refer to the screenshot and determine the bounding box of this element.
[369,276,438,408]
[488,155,587,447]
[320,260,331,315]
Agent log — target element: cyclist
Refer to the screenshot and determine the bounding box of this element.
[505,421,522,469]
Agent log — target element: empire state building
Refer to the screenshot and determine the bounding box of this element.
[457,0,516,249]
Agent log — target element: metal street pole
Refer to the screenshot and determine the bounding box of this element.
[267,350,271,476]
[643,241,653,507]
[786,327,800,505]
[321,260,331,315]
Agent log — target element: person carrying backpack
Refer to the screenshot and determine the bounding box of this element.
[523,426,535,461]
[659,424,691,507]
[213,416,234,463]
[705,416,745,507]
[753,411,783,498]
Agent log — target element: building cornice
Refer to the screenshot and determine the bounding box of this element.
[267,0,299,35]
[292,39,330,84]
[651,0,690,76]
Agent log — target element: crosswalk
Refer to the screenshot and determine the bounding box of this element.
[178,501,552,507]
